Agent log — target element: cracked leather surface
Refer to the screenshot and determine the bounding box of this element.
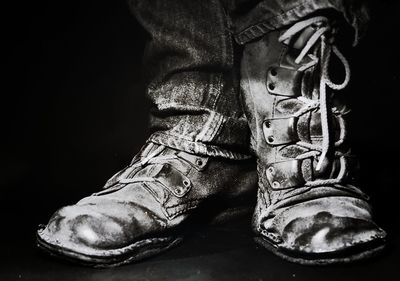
[240,23,386,261]
[37,142,257,263]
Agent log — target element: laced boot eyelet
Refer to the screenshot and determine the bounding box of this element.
[175,188,183,195]
[272,181,280,189]
[183,179,191,187]
[268,83,275,91]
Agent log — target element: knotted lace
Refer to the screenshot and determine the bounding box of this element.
[278,16,351,186]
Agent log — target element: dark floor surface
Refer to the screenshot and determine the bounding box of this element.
[1,214,399,281]
[2,0,400,280]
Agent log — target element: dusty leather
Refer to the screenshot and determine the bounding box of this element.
[240,21,386,260]
[37,142,257,265]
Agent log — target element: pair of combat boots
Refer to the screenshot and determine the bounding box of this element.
[37,17,386,266]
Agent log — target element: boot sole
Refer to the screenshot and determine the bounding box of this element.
[36,205,253,267]
[37,231,183,268]
[254,236,386,265]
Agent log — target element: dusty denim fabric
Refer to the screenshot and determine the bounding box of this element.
[128,0,368,160]
[129,0,249,159]
[231,0,370,45]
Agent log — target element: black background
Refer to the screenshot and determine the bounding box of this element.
[1,0,400,280]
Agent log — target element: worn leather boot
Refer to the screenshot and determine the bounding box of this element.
[37,142,256,267]
[240,16,386,265]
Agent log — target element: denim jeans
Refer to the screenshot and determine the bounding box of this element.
[128,0,368,159]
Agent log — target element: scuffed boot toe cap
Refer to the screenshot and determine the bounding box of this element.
[37,203,165,258]
[278,211,386,259]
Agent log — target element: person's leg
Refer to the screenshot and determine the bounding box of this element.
[36,0,257,267]
[235,0,386,264]
[129,0,251,159]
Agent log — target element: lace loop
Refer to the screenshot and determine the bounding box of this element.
[278,16,351,185]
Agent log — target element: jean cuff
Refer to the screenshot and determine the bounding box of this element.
[148,132,252,160]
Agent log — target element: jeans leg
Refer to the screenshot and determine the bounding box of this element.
[230,0,370,45]
[128,0,251,159]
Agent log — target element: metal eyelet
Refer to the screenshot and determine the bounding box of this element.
[268,83,275,91]
[183,179,191,187]
[195,159,203,166]
[272,181,280,189]
[175,188,183,195]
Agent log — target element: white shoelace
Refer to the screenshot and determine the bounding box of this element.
[278,16,351,186]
